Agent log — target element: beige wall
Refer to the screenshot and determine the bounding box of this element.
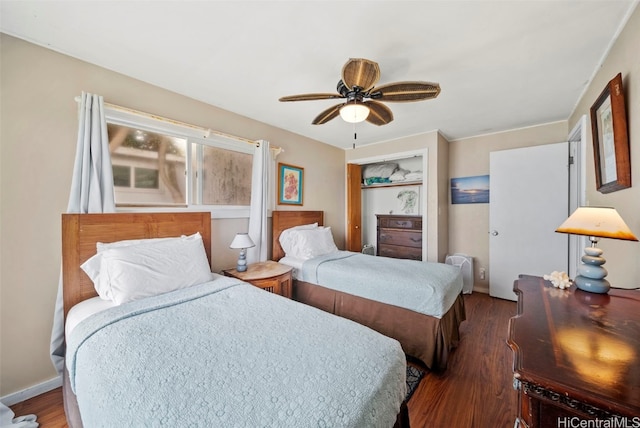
[345,131,448,262]
[448,121,568,291]
[0,34,345,396]
[569,5,640,289]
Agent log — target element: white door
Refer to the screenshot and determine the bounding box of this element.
[489,143,569,301]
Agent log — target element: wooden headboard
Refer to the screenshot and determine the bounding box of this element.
[271,211,324,261]
[61,212,211,319]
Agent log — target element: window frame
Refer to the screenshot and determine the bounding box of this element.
[105,107,262,219]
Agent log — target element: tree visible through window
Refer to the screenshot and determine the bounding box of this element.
[108,123,187,206]
[106,120,253,207]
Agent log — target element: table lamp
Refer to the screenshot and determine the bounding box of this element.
[555,206,638,293]
[229,233,255,272]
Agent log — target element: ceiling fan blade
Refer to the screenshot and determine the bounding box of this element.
[371,81,441,102]
[341,58,380,92]
[279,93,344,102]
[365,101,393,126]
[312,103,343,125]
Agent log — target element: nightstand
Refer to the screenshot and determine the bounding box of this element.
[223,260,293,298]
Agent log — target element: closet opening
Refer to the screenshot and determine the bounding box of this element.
[347,150,428,261]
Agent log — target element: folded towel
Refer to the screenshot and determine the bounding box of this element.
[389,168,409,181]
[405,171,423,181]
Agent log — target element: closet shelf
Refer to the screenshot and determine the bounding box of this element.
[361,180,422,190]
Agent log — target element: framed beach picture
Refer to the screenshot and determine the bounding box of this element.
[278,163,304,205]
[590,73,631,194]
[451,175,490,204]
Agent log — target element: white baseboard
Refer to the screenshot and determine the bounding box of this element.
[0,375,62,407]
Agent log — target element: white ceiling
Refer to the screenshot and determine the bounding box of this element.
[1,1,637,149]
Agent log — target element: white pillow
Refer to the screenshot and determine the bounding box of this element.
[279,222,319,256]
[81,236,178,294]
[82,233,212,304]
[283,227,339,260]
[96,236,178,252]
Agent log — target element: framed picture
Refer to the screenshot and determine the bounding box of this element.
[278,163,304,205]
[451,175,490,204]
[590,73,631,193]
[397,189,420,214]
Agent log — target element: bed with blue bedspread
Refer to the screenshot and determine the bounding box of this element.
[272,211,467,371]
[67,278,406,428]
[300,251,463,319]
[60,212,409,428]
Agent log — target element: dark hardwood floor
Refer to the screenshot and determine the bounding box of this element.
[10,292,517,428]
[408,292,518,427]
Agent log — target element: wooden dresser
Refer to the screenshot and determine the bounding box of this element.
[376,214,422,260]
[508,275,640,428]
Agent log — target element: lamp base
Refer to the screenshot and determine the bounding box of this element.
[236,249,248,272]
[574,242,610,294]
[574,275,610,294]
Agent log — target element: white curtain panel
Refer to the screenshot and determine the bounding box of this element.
[50,92,115,374]
[247,140,271,264]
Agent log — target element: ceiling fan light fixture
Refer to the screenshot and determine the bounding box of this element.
[339,102,370,123]
[280,58,440,127]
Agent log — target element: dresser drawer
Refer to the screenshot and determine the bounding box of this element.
[377,216,421,230]
[378,244,422,260]
[378,229,422,248]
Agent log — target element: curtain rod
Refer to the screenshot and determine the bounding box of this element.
[75,96,281,150]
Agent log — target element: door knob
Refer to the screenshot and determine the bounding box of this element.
[490,230,499,236]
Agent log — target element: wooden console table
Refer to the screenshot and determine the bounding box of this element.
[508,275,640,427]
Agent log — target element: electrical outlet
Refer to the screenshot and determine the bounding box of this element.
[479,268,486,280]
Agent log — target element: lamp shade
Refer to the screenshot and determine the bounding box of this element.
[339,102,370,123]
[555,207,638,241]
[229,233,256,249]
[555,206,637,294]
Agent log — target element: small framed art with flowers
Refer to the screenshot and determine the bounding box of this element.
[278,163,303,205]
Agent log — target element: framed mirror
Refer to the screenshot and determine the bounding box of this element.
[590,73,631,193]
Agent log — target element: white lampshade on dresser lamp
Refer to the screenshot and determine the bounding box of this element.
[229,233,255,272]
[555,206,638,294]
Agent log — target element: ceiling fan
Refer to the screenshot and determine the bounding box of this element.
[279,58,441,126]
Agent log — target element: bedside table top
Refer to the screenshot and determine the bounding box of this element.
[224,260,292,281]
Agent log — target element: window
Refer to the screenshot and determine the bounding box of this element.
[112,165,131,187]
[113,164,161,189]
[105,108,255,209]
[108,123,187,205]
[200,145,252,205]
[134,168,159,189]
